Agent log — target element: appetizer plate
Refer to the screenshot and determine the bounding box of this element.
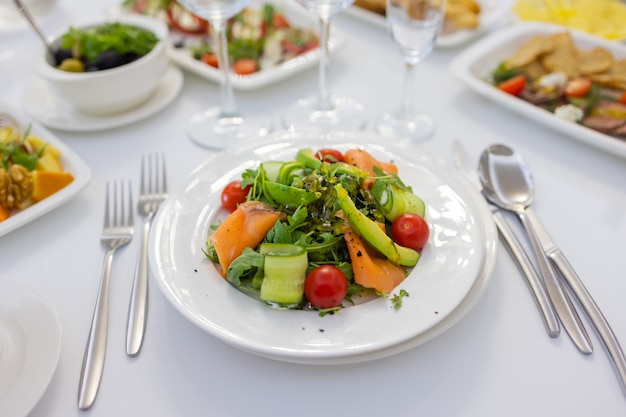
[448,22,626,159]
[345,0,515,48]
[166,0,346,90]
[22,65,183,132]
[0,276,62,417]
[0,101,92,238]
[149,129,497,364]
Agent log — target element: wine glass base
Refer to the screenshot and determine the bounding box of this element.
[282,96,366,130]
[186,106,273,150]
[375,111,435,142]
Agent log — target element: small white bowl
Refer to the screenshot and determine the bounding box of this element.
[35,14,169,116]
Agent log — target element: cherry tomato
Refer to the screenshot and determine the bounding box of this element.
[165,6,209,35]
[315,148,344,163]
[304,265,349,309]
[273,13,290,29]
[281,38,318,55]
[618,91,626,105]
[220,180,250,212]
[565,78,592,98]
[497,75,526,96]
[201,53,218,68]
[391,213,430,251]
[232,58,258,75]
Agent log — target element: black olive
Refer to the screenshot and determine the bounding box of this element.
[95,50,123,70]
[53,48,73,66]
[121,52,141,65]
[173,39,185,49]
[84,62,100,72]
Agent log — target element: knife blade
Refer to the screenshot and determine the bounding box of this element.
[452,141,560,337]
[525,208,626,394]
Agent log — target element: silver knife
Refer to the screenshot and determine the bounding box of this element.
[452,141,560,337]
[525,208,626,394]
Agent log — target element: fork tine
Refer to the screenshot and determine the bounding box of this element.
[126,179,133,228]
[113,181,119,227]
[103,182,111,229]
[140,156,147,197]
[160,154,167,194]
[149,154,156,195]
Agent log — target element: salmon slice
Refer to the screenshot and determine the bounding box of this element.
[343,149,398,189]
[210,201,283,276]
[342,222,408,294]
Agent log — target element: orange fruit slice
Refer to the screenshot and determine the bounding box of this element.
[32,170,74,202]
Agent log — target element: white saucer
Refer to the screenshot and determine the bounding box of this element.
[0,276,62,417]
[23,65,184,132]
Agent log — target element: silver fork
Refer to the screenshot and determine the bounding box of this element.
[125,154,167,357]
[78,180,134,411]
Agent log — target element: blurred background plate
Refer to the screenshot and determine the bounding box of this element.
[345,0,515,48]
[449,22,626,159]
[0,276,61,417]
[165,0,346,90]
[0,101,92,237]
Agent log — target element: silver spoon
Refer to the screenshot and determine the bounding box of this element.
[478,144,592,354]
[13,0,57,60]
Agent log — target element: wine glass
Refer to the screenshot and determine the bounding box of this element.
[177,0,272,149]
[282,0,365,130]
[376,0,445,141]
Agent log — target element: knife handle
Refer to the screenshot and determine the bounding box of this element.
[518,209,593,354]
[550,250,626,394]
[492,210,560,337]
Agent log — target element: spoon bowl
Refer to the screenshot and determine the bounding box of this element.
[477,143,535,212]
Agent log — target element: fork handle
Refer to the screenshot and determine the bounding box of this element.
[78,249,114,410]
[126,213,153,356]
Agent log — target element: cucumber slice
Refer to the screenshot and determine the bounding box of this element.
[259,243,308,307]
[261,161,284,183]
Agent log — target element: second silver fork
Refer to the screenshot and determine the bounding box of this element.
[126,154,167,357]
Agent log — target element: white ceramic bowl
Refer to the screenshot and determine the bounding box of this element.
[35,14,169,116]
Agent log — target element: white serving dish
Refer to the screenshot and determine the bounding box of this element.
[345,0,515,48]
[165,0,345,90]
[449,22,626,159]
[0,101,92,237]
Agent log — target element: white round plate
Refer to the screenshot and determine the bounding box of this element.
[0,276,62,417]
[149,130,497,364]
[22,65,183,132]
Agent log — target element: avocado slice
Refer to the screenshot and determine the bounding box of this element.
[295,148,322,169]
[263,181,321,208]
[335,184,419,267]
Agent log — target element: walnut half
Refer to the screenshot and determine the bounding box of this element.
[0,164,34,209]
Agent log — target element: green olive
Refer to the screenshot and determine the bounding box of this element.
[57,58,85,73]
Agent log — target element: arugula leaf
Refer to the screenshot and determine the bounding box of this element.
[0,124,41,171]
[225,247,264,286]
[391,289,410,310]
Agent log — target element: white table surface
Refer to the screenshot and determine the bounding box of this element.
[2,1,626,416]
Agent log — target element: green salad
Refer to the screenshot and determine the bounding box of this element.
[204,147,430,314]
[54,23,159,72]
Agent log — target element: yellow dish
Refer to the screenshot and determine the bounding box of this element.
[513,0,626,41]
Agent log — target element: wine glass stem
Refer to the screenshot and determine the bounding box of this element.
[316,17,333,111]
[214,19,237,117]
[401,59,417,115]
